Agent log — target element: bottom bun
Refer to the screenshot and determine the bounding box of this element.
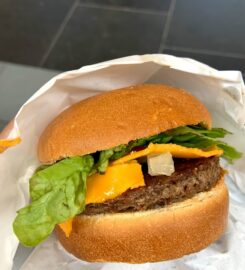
[56,176,228,263]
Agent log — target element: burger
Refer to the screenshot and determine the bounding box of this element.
[13,84,242,263]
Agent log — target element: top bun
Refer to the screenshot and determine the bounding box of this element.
[38,84,211,163]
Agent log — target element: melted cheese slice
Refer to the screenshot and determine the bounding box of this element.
[85,161,145,204]
[58,218,73,237]
[59,162,144,236]
[0,137,21,153]
[113,143,223,165]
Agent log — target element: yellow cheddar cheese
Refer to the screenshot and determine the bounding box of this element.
[113,143,223,165]
[85,161,145,204]
[58,218,73,237]
[59,162,145,236]
[0,137,21,153]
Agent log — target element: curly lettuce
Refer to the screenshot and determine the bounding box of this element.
[13,156,93,246]
[97,126,242,172]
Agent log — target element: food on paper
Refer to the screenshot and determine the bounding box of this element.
[13,84,242,263]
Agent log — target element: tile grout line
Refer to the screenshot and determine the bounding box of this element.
[78,2,168,16]
[164,45,245,59]
[39,0,79,67]
[158,0,176,53]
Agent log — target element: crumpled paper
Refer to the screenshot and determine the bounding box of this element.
[0,54,245,270]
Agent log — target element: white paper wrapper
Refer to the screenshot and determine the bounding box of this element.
[1,54,245,270]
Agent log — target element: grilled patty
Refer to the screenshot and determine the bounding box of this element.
[84,156,223,215]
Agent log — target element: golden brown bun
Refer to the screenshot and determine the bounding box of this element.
[38,84,211,163]
[56,176,228,263]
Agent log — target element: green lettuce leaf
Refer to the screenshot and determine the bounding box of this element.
[95,149,114,174]
[13,156,93,246]
[216,142,243,162]
[168,126,242,162]
[94,126,241,173]
[94,133,173,173]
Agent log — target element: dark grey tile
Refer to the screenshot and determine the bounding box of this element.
[166,0,245,55]
[0,0,74,66]
[44,6,166,70]
[164,48,245,73]
[80,0,171,11]
[0,61,58,122]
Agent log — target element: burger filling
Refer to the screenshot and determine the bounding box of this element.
[13,125,241,247]
[84,156,222,215]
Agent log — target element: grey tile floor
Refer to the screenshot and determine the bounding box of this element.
[0,61,58,131]
[0,119,7,132]
[0,0,244,74]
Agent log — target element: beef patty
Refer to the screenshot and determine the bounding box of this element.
[84,156,223,215]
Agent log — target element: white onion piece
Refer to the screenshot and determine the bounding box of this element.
[147,152,175,176]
